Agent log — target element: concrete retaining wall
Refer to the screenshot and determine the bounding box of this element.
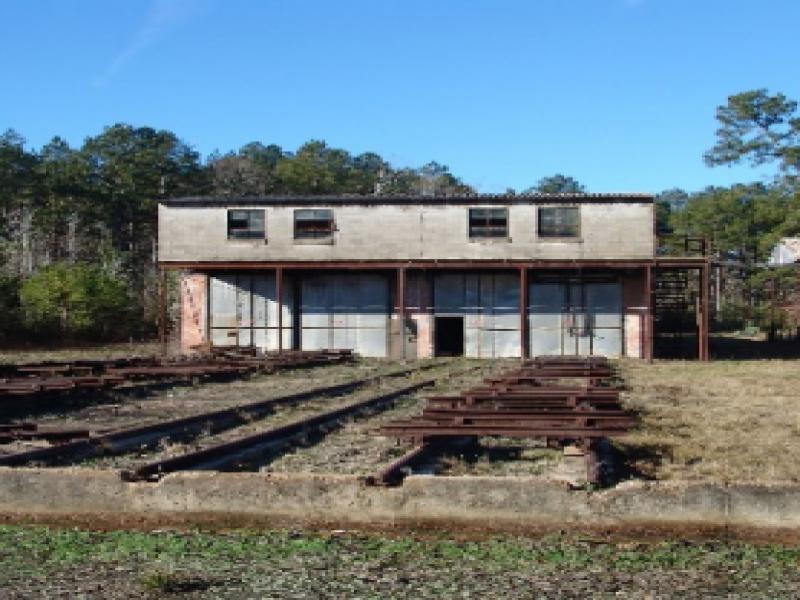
[1,468,799,531]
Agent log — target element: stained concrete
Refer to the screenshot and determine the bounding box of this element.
[158,202,655,263]
[0,468,798,531]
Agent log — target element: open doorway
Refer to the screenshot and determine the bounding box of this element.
[435,316,464,356]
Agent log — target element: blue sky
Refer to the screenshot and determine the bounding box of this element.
[1,0,797,193]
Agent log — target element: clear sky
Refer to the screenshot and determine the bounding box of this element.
[1,0,797,194]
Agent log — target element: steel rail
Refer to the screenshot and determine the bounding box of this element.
[122,379,436,481]
[0,364,431,467]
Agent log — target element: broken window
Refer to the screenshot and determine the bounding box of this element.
[294,209,335,240]
[227,209,265,240]
[537,206,580,238]
[468,207,508,238]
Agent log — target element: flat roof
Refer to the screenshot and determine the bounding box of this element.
[161,193,654,207]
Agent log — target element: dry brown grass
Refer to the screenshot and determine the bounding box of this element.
[0,343,160,365]
[617,359,800,484]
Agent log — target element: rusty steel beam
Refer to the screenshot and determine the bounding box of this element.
[0,365,424,467]
[379,425,631,438]
[520,267,529,359]
[159,258,710,271]
[370,443,433,486]
[699,262,710,361]
[276,267,283,352]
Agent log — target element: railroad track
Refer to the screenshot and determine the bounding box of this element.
[122,379,435,481]
[374,356,639,486]
[0,349,354,399]
[0,362,442,469]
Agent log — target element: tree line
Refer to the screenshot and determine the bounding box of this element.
[1,89,798,344]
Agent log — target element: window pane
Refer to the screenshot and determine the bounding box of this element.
[294,209,334,239]
[469,207,507,238]
[538,207,579,237]
[227,209,265,240]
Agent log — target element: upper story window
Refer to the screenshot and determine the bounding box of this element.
[227,209,265,240]
[468,207,508,238]
[294,209,335,240]
[538,206,579,238]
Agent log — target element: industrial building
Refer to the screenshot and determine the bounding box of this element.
[157,194,710,359]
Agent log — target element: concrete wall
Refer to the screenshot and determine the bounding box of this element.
[159,202,655,263]
[2,468,800,532]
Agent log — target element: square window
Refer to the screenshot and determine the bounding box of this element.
[227,209,265,240]
[538,206,579,238]
[468,207,508,238]
[294,209,334,240]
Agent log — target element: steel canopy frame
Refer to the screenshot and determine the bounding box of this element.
[162,258,710,361]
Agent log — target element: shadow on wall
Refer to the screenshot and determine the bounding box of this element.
[710,335,800,360]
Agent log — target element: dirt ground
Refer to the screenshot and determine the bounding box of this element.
[617,358,800,483]
[3,348,799,484]
[1,524,798,599]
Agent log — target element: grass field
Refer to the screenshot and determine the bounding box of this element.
[0,525,798,598]
[617,359,800,483]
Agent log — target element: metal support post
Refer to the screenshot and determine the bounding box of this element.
[520,267,529,359]
[276,267,283,353]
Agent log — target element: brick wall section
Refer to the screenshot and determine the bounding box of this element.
[180,273,208,353]
[623,270,646,358]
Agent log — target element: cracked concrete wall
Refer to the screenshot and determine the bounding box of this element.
[1,468,799,531]
[159,202,655,263]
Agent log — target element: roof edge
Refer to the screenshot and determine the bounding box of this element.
[160,193,654,207]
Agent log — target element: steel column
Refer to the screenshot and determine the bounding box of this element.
[520,267,529,359]
[699,262,710,361]
[397,267,406,359]
[644,265,654,362]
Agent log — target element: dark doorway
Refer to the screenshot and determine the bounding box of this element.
[435,316,464,356]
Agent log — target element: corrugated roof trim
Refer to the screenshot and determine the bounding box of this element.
[161,193,654,207]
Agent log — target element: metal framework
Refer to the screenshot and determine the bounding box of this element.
[160,257,710,360]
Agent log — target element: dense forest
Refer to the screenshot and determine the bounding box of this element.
[0,89,798,344]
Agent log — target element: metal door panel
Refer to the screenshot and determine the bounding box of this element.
[464,327,479,357]
[587,283,622,328]
[301,279,330,328]
[464,314,482,329]
[332,328,353,350]
[593,329,622,357]
[493,313,519,330]
[236,275,252,328]
[479,329,495,358]
[253,328,268,350]
[494,330,521,358]
[357,313,387,328]
[211,328,237,347]
[493,274,519,313]
[355,329,387,357]
[301,328,329,350]
[210,275,238,328]
[237,328,252,347]
[252,275,273,328]
[434,274,465,313]
[530,328,562,355]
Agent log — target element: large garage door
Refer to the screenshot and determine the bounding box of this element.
[209,273,293,350]
[434,273,520,358]
[300,273,389,357]
[528,280,622,357]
